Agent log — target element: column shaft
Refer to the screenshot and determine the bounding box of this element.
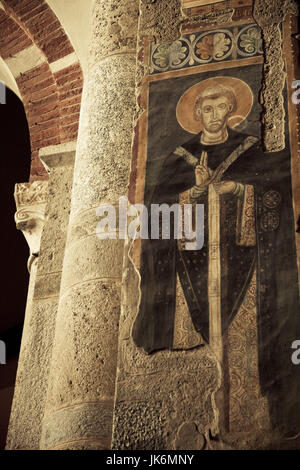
[40,0,139,450]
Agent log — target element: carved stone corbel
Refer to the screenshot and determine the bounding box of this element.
[14,181,48,272]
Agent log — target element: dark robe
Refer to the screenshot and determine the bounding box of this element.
[132,128,300,436]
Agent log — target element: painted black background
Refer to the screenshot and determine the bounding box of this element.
[145,63,264,206]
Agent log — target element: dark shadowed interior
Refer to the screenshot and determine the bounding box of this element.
[0,86,31,449]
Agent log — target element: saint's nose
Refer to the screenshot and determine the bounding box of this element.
[212,107,218,119]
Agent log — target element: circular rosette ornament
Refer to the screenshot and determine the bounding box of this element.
[261,211,280,232]
[193,30,233,63]
[263,190,281,209]
[237,25,263,57]
[151,39,190,72]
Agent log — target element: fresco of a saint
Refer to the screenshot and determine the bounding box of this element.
[132,76,300,438]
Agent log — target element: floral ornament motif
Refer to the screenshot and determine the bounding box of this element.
[195,35,213,60]
[195,32,232,61]
[149,24,263,74]
[152,40,189,70]
[214,32,231,58]
[263,190,281,209]
[238,26,263,56]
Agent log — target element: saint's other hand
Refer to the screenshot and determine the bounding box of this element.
[213,181,237,195]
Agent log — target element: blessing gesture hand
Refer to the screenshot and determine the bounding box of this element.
[195,151,213,187]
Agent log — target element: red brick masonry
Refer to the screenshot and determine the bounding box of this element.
[0,0,83,180]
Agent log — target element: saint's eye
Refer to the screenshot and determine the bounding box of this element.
[218,103,226,109]
[203,106,212,113]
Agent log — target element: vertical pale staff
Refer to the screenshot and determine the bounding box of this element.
[208,184,223,364]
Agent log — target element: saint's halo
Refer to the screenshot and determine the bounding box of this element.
[176,76,254,135]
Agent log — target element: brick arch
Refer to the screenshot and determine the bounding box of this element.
[0,0,83,181]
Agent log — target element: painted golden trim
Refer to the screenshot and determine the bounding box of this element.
[146,56,264,83]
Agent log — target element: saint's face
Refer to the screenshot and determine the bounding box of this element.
[196,96,233,134]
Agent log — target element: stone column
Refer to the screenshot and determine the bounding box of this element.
[6,146,75,449]
[40,0,139,450]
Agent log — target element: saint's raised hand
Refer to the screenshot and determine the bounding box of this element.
[195,151,213,187]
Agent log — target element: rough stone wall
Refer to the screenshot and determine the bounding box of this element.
[253,0,298,151]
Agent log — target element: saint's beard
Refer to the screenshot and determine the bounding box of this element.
[204,121,224,133]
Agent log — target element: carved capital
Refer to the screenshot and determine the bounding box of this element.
[14,182,49,272]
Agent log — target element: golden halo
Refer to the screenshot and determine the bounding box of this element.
[176,77,254,135]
